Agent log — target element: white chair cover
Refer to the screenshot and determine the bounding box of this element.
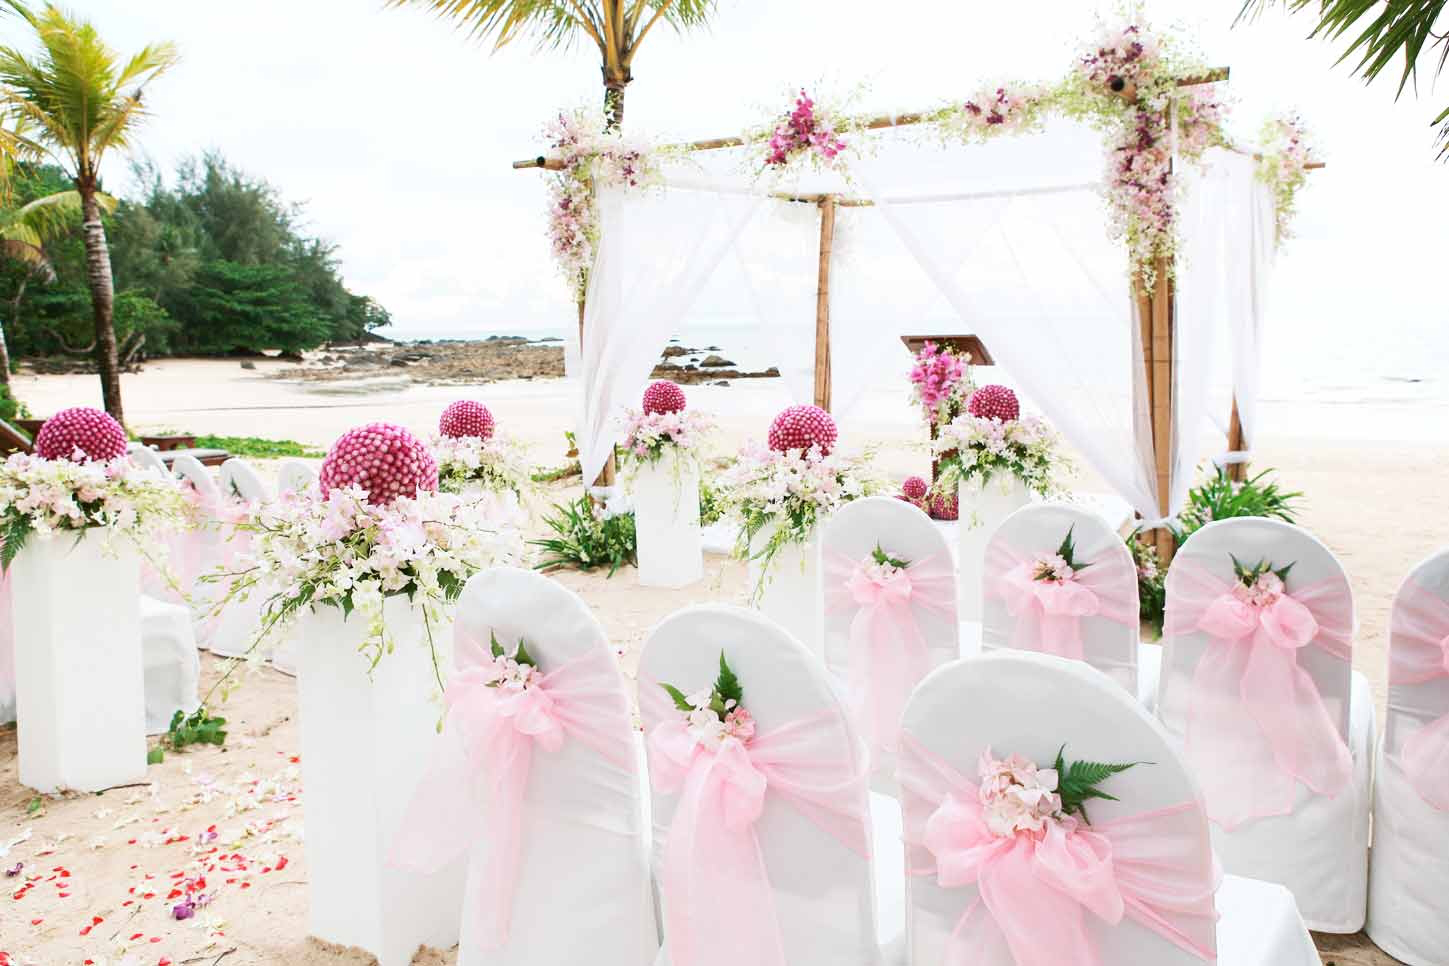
[277,459,318,496]
[1155,518,1372,932]
[898,650,1318,966]
[127,443,170,476]
[981,503,1142,696]
[219,457,271,503]
[1366,547,1449,966]
[638,604,884,965]
[394,566,656,966]
[820,496,958,784]
[139,595,200,734]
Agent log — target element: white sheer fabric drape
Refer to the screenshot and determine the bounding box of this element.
[1174,149,1277,501]
[578,185,762,483]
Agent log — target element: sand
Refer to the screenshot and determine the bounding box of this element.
[2,358,1444,964]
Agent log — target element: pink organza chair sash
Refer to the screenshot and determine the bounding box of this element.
[0,542,12,716]
[985,542,1137,661]
[391,643,635,950]
[640,677,871,966]
[823,550,955,758]
[1165,561,1353,829]
[898,733,1217,966]
[1389,577,1449,811]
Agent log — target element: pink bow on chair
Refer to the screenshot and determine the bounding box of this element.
[985,543,1136,661]
[1388,578,1449,811]
[391,643,634,949]
[900,735,1218,966]
[824,551,955,758]
[1166,562,1354,829]
[642,680,871,966]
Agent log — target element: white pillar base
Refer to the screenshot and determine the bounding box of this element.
[633,460,703,589]
[958,476,1030,621]
[748,524,823,658]
[12,532,147,793]
[296,597,465,966]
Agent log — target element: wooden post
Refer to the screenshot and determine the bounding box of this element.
[1149,258,1174,562]
[813,196,837,411]
[1225,398,1246,482]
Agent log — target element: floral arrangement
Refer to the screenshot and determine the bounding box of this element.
[1127,533,1166,637]
[1032,526,1091,583]
[0,452,190,570]
[318,422,438,506]
[1230,555,1294,605]
[937,83,1051,143]
[932,390,1066,501]
[1256,114,1314,243]
[33,406,129,462]
[439,399,495,441]
[978,745,1140,833]
[433,432,532,499]
[532,488,636,577]
[484,631,542,690]
[660,651,756,746]
[543,108,661,298]
[1170,464,1302,543]
[908,341,974,429]
[897,474,930,509]
[764,89,849,169]
[723,438,883,596]
[621,381,714,471]
[864,543,910,580]
[767,404,838,454]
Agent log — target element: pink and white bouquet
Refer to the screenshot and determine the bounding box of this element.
[939,83,1050,143]
[1032,527,1091,584]
[1256,114,1313,243]
[978,745,1140,833]
[433,432,532,500]
[908,340,974,428]
[620,408,715,470]
[1230,555,1294,607]
[762,89,850,170]
[0,451,190,569]
[933,413,1065,499]
[660,651,756,748]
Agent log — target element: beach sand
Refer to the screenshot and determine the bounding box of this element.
[2,358,1444,964]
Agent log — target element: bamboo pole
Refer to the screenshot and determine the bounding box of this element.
[1150,257,1175,563]
[1225,398,1246,482]
[814,196,837,411]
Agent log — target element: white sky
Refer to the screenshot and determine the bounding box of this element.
[60,0,1449,373]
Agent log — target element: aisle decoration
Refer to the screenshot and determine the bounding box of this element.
[897,474,929,508]
[761,89,851,170]
[908,340,974,431]
[533,487,637,577]
[623,380,714,588]
[1256,114,1314,243]
[32,405,129,462]
[433,400,531,499]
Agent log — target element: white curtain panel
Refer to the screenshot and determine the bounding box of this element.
[578,184,763,484]
[1174,149,1277,503]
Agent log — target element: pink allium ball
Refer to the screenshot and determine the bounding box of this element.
[319,422,439,506]
[642,380,687,415]
[929,489,959,521]
[901,476,929,501]
[967,385,1020,422]
[438,400,495,440]
[34,406,128,462]
[767,405,838,455]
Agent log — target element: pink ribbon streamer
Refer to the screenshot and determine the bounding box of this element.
[1165,562,1353,829]
[640,677,871,966]
[1389,577,1449,811]
[391,643,635,950]
[0,542,12,716]
[985,542,1137,661]
[823,550,955,758]
[899,733,1218,966]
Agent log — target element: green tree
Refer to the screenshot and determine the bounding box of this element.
[0,2,178,425]
[1238,0,1449,156]
[171,260,329,356]
[388,0,717,127]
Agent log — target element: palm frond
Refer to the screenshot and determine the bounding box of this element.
[387,0,599,53]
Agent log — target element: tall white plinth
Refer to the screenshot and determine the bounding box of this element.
[296,597,464,966]
[748,524,823,657]
[958,475,1030,620]
[633,460,702,588]
[12,533,146,792]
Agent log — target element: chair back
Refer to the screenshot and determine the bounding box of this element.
[277,459,318,496]
[219,458,270,504]
[128,443,170,477]
[171,454,222,507]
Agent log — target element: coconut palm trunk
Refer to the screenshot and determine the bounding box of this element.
[80,185,123,423]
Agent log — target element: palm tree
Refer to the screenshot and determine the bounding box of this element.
[1237,0,1449,157]
[388,0,717,128]
[0,3,177,425]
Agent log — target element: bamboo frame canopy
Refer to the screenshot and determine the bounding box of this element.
[901,335,995,367]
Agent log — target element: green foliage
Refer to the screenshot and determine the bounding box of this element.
[0,382,28,421]
[171,259,329,355]
[531,461,581,484]
[1052,746,1145,823]
[1238,0,1449,157]
[1,514,31,570]
[161,707,228,755]
[1171,465,1302,543]
[191,434,323,459]
[871,543,910,570]
[1126,534,1166,638]
[531,493,636,576]
[659,651,745,721]
[698,477,726,527]
[1230,553,1295,586]
[489,629,537,668]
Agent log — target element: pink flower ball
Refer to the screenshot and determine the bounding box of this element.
[901,476,929,501]
[967,385,1020,422]
[319,422,439,506]
[642,380,687,415]
[34,406,128,462]
[439,400,495,440]
[929,489,959,521]
[767,405,837,455]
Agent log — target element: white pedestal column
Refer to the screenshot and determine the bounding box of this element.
[748,524,823,657]
[958,475,1030,620]
[12,532,147,792]
[297,597,465,966]
[633,459,702,589]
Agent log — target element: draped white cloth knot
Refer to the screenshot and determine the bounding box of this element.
[1389,577,1449,811]
[1166,562,1354,829]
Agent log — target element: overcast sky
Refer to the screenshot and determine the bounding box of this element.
[58,0,1449,377]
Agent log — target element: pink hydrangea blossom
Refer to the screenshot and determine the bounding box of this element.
[978,748,1063,837]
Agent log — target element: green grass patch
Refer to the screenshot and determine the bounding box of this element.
[194,434,324,459]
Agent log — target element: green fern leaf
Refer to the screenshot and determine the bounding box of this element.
[715,651,743,707]
[660,682,694,713]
